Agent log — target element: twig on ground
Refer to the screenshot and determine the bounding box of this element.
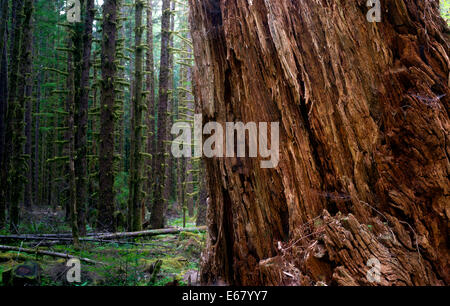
[0,245,105,265]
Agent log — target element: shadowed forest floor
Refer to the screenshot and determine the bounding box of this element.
[0,207,205,286]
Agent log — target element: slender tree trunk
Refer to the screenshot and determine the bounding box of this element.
[149,0,171,229]
[145,0,155,213]
[128,0,145,231]
[89,49,99,215]
[98,0,118,232]
[0,0,8,229]
[74,0,95,236]
[7,0,27,231]
[66,39,79,247]
[177,62,188,227]
[190,0,449,286]
[7,0,18,64]
[23,3,35,209]
[164,0,176,206]
[33,71,42,207]
[196,172,207,226]
[23,39,33,209]
[0,0,7,73]
[185,49,195,218]
[115,5,126,173]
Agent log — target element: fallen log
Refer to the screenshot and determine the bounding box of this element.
[25,232,108,238]
[93,226,207,240]
[0,226,207,243]
[0,235,137,244]
[0,245,104,265]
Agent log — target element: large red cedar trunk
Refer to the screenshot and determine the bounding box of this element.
[189,0,449,286]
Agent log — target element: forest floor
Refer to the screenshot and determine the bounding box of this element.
[0,207,205,286]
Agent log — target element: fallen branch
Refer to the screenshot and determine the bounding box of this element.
[0,245,104,265]
[26,232,108,238]
[93,226,207,240]
[0,226,207,244]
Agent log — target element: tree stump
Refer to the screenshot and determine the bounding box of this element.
[2,261,41,286]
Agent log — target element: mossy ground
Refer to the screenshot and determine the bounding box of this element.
[0,213,205,286]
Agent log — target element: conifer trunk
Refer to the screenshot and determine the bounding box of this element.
[149,0,171,229]
[145,0,155,212]
[164,1,176,206]
[66,39,80,247]
[98,0,118,232]
[0,0,8,229]
[74,0,95,236]
[129,0,145,231]
[8,0,30,230]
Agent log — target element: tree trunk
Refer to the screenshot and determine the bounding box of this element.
[145,0,155,212]
[0,0,8,229]
[98,0,118,232]
[66,39,80,248]
[23,12,34,209]
[164,0,176,205]
[128,0,145,231]
[149,0,171,229]
[33,71,42,207]
[74,0,95,236]
[189,0,449,286]
[0,0,7,73]
[9,0,33,230]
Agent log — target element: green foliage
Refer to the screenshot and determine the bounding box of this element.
[114,172,129,211]
[442,0,450,25]
[168,216,196,228]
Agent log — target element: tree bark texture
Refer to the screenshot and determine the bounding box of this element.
[9,0,34,229]
[0,0,8,229]
[150,0,171,229]
[189,0,449,286]
[74,0,95,236]
[98,0,118,232]
[145,0,156,210]
[129,0,145,231]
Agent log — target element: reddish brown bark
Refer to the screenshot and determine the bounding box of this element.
[98,0,118,232]
[189,0,449,286]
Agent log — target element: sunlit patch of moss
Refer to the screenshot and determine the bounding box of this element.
[0,227,206,286]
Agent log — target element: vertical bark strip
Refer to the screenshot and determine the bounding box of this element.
[23,18,34,209]
[0,0,7,73]
[150,0,171,229]
[0,0,8,228]
[189,0,449,285]
[145,0,155,211]
[66,39,80,247]
[74,0,95,236]
[129,0,145,231]
[98,0,118,232]
[164,0,176,205]
[34,71,42,208]
[9,0,33,230]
